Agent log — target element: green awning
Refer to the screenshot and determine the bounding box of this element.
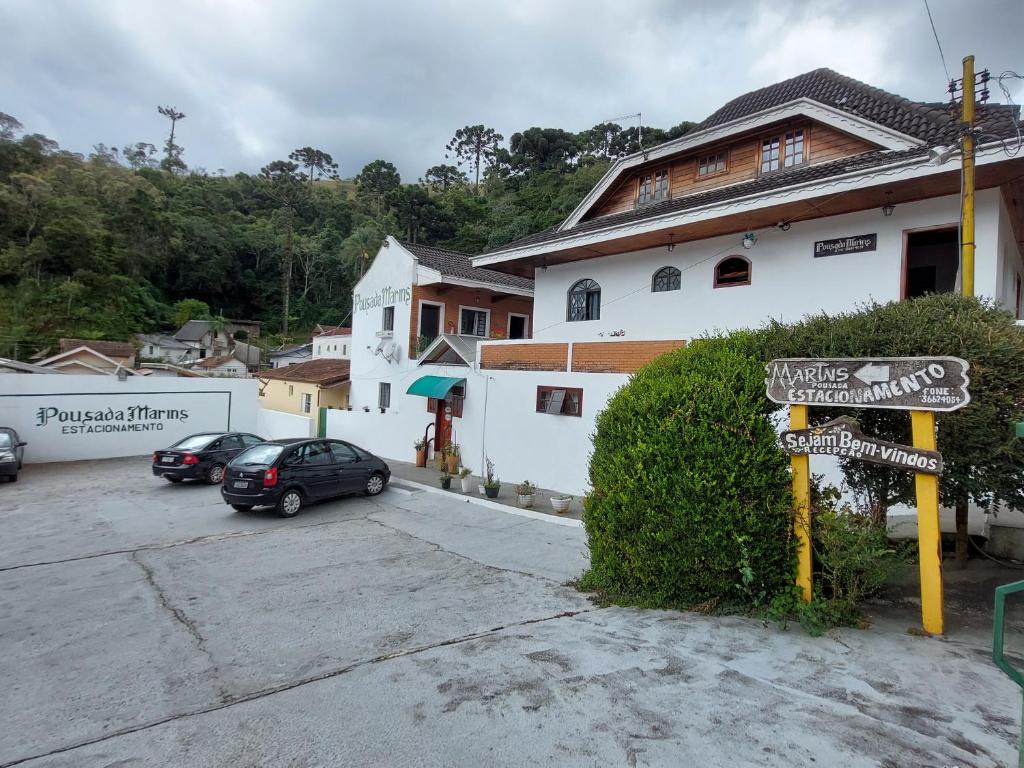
[406,375,465,399]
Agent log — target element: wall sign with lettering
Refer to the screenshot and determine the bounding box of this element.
[813,233,877,258]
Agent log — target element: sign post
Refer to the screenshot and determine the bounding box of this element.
[790,404,813,602]
[766,357,970,634]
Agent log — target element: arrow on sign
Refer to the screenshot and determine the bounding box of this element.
[854,363,890,385]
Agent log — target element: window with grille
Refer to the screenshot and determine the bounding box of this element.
[536,386,583,417]
[567,279,601,321]
[784,129,805,167]
[637,168,669,206]
[460,308,488,337]
[378,382,391,409]
[714,256,751,288]
[382,306,395,332]
[652,266,681,292]
[760,136,781,173]
[301,393,312,414]
[697,151,727,177]
[761,128,806,173]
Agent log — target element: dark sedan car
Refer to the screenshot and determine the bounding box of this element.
[221,438,390,517]
[0,427,27,482]
[153,432,266,484]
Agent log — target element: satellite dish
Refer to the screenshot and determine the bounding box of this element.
[374,340,385,355]
[383,341,401,362]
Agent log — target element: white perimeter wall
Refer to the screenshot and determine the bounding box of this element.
[0,375,259,463]
[256,406,314,440]
[531,191,1007,341]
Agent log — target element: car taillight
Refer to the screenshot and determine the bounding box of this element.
[152,453,158,463]
[263,467,278,487]
[182,453,199,465]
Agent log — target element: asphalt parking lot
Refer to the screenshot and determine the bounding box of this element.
[1,458,1020,767]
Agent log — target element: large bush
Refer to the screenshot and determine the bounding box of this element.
[581,335,793,609]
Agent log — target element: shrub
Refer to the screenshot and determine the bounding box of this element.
[580,336,793,609]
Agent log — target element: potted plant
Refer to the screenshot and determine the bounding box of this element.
[442,441,460,474]
[459,467,473,493]
[550,493,572,514]
[439,471,451,490]
[515,480,536,508]
[414,438,427,468]
[483,457,501,499]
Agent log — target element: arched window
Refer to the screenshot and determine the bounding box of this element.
[714,256,751,288]
[652,266,681,293]
[567,279,601,321]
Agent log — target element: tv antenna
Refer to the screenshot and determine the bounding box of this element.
[602,112,643,149]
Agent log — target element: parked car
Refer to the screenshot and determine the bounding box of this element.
[153,432,266,484]
[221,438,390,517]
[0,427,27,482]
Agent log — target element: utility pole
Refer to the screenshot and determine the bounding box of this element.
[960,55,976,298]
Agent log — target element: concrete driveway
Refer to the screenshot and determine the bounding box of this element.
[0,458,1019,767]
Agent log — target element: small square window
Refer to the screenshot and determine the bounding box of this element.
[637,168,669,206]
[536,386,583,417]
[382,306,395,332]
[460,308,488,337]
[698,151,727,177]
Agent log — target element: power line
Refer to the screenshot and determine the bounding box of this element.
[923,0,951,85]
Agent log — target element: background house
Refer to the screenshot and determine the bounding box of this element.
[194,354,248,377]
[135,333,190,363]
[36,339,139,376]
[312,326,352,360]
[258,359,351,416]
[269,343,313,369]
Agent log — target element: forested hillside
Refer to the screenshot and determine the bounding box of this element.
[0,111,693,355]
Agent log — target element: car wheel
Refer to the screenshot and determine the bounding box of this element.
[365,472,386,496]
[206,464,225,484]
[231,504,253,513]
[277,489,303,518]
[166,476,183,484]
[9,473,17,483]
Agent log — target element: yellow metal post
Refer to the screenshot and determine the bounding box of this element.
[961,54,976,298]
[790,404,812,602]
[911,410,944,635]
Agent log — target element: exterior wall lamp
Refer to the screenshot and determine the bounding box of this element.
[667,234,675,252]
[882,203,895,217]
[742,232,758,249]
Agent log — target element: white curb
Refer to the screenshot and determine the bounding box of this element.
[388,478,584,528]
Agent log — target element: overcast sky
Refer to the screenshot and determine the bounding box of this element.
[2,0,1021,180]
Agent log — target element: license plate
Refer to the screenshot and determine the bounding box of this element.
[233,481,248,489]
[161,456,175,463]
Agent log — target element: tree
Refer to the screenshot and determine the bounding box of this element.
[386,185,450,243]
[121,142,159,170]
[0,112,22,141]
[258,160,309,335]
[507,127,580,172]
[157,105,187,174]
[579,122,623,159]
[422,164,467,192]
[445,125,503,192]
[173,298,211,327]
[340,220,386,278]
[288,147,340,183]
[354,160,400,214]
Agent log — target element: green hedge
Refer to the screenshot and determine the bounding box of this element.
[580,335,793,609]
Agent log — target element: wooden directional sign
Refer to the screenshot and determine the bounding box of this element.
[765,357,970,412]
[780,417,943,475]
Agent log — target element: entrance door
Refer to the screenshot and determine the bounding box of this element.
[508,314,527,339]
[903,228,959,298]
[434,404,453,460]
[420,303,441,347]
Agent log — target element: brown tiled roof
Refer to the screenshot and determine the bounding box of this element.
[402,241,534,291]
[195,354,238,369]
[59,338,135,358]
[480,68,1021,258]
[313,325,351,337]
[258,358,350,386]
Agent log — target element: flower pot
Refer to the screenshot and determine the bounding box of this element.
[440,477,451,490]
[445,454,459,474]
[550,496,572,514]
[415,448,427,468]
[478,484,486,496]
[484,485,500,499]
[461,476,473,493]
[517,493,535,509]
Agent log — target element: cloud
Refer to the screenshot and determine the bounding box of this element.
[1,0,1020,180]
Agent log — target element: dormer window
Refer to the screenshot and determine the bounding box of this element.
[697,151,727,177]
[637,168,669,206]
[760,128,806,174]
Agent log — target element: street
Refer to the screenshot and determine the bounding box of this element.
[0,458,1018,767]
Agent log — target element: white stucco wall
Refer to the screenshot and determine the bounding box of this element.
[256,406,314,440]
[0,375,259,463]
[531,190,1007,342]
[312,335,352,360]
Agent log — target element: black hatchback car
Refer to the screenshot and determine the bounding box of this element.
[0,427,27,482]
[221,438,390,517]
[153,432,266,484]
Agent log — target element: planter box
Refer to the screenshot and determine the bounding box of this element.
[550,496,572,514]
[517,493,535,509]
[484,485,500,499]
[461,477,473,493]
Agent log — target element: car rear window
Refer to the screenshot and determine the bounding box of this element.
[232,444,284,466]
[0,433,11,448]
[170,434,219,451]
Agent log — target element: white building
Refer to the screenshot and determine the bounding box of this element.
[331,68,1024,509]
[312,325,352,360]
[269,343,313,369]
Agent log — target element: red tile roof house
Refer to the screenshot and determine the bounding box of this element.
[327,68,1023,512]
